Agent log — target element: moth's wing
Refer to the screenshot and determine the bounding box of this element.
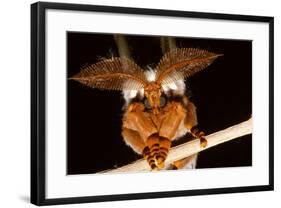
[70,57,147,91]
[155,48,222,85]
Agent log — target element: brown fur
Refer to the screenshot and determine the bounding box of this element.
[122,96,202,170]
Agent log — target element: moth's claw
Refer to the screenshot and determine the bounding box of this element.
[200,138,207,148]
[157,161,165,169]
[150,164,159,171]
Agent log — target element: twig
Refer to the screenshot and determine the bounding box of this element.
[102,118,252,173]
[160,37,177,54]
[113,34,131,59]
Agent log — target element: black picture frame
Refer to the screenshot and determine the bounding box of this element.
[31,2,274,206]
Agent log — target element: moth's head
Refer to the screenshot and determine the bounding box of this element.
[123,69,186,113]
[144,82,162,113]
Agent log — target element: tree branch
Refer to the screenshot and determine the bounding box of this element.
[102,118,252,173]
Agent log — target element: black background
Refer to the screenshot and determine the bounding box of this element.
[67,32,252,175]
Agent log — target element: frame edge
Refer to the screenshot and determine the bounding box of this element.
[31,2,47,206]
[268,17,274,190]
[30,1,274,205]
[31,2,39,205]
[37,1,273,22]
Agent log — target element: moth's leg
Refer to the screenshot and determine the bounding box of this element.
[122,103,158,143]
[159,101,186,140]
[155,101,185,168]
[156,136,171,169]
[122,127,146,155]
[184,101,207,148]
[143,134,172,170]
[122,127,157,170]
[145,134,160,170]
[169,154,198,170]
[122,103,158,170]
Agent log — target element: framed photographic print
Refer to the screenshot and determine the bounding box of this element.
[31,2,274,206]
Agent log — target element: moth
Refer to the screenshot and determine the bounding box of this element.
[70,47,222,170]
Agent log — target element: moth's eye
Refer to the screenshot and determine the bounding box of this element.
[160,96,166,107]
[144,98,151,109]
